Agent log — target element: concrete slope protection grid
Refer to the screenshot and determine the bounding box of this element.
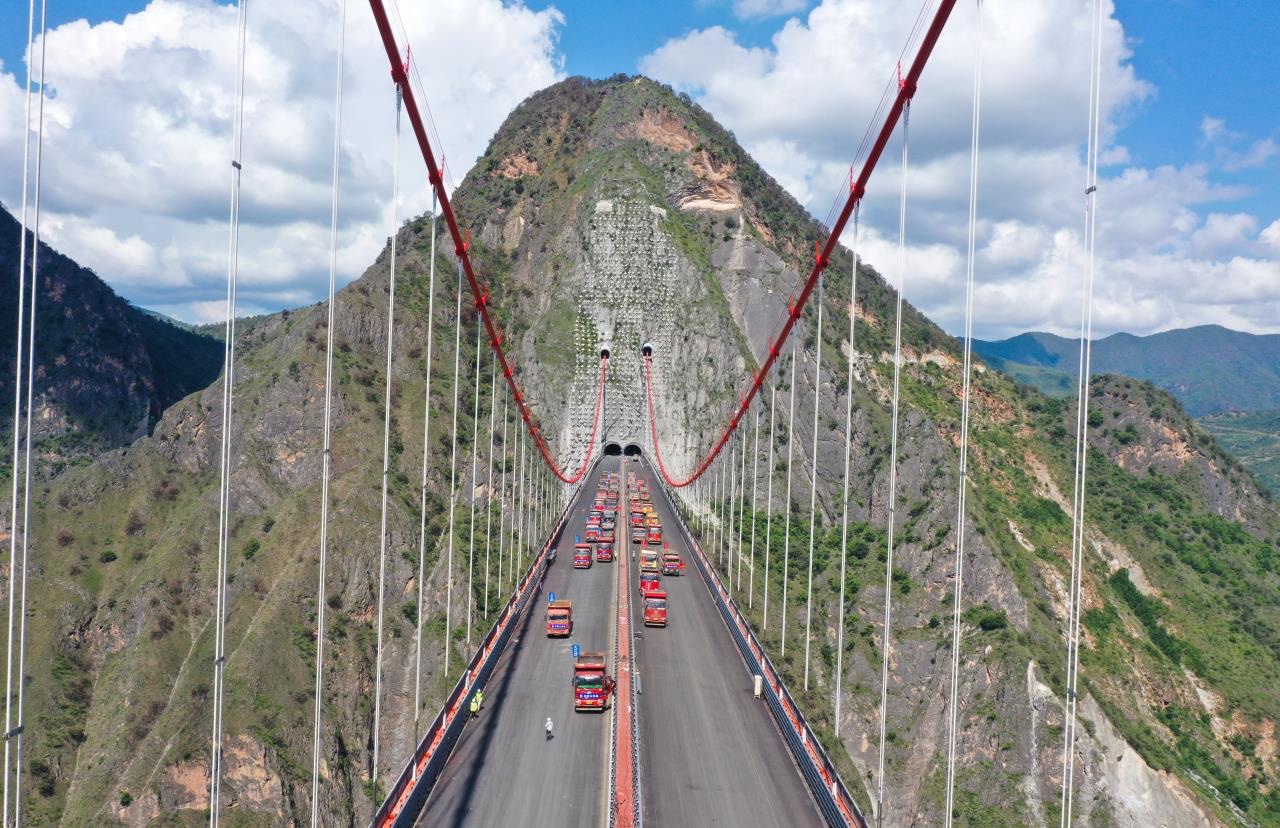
[628,457,825,827]
[421,456,621,827]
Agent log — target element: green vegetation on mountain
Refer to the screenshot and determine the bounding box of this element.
[1201,409,1280,495]
[0,204,223,465]
[973,326,1280,417]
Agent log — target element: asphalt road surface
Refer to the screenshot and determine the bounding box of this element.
[420,457,620,827]
[627,456,824,827]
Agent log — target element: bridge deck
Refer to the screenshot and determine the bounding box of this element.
[419,456,619,827]
[628,457,824,827]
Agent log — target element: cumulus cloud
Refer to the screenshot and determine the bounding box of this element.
[641,0,1280,338]
[733,0,810,20]
[1,0,565,321]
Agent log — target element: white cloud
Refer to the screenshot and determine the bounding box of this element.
[733,0,809,20]
[1,0,565,321]
[1201,115,1278,172]
[641,0,1280,338]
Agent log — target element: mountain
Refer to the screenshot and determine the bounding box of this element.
[1201,410,1280,495]
[0,204,223,466]
[973,327,1280,416]
[9,76,1280,826]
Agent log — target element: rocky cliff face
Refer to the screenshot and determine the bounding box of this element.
[10,76,1280,826]
[0,205,223,466]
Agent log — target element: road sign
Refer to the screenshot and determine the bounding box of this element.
[572,643,581,659]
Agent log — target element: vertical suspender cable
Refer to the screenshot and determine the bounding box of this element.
[504,422,514,583]
[945,3,983,823]
[781,336,798,655]
[516,424,526,570]
[1061,1,1104,823]
[483,353,497,618]
[371,80,401,786]
[311,2,347,822]
[2,2,37,817]
[877,100,910,827]
[412,191,438,725]
[764,381,777,632]
[209,0,249,820]
[721,447,732,570]
[732,435,742,588]
[737,423,748,591]
[713,460,722,565]
[442,260,464,677]
[465,320,482,649]
[11,3,47,821]
[748,404,760,605]
[497,391,509,590]
[835,206,861,739]
[804,277,826,691]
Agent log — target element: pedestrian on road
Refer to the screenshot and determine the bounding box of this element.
[545,717,554,741]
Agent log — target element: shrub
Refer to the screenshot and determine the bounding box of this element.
[963,603,1008,632]
[98,550,117,564]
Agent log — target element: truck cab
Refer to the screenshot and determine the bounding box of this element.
[631,526,646,545]
[573,543,593,569]
[647,525,663,545]
[573,652,613,712]
[546,599,572,636]
[639,550,660,573]
[661,551,684,576]
[642,590,668,627]
[584,525,600,543]
[595,543,614,562]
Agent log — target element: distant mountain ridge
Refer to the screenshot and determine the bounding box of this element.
[0,203,223,462]
[973,325,1280,416]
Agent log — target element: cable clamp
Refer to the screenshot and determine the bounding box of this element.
[5,725,23,739]
[1085,185,1097,195]
[231,160,242,171]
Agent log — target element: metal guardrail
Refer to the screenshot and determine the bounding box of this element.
[661,479,867,828]
[372,468,592,827]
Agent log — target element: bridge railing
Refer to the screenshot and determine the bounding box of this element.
[372,464,594,827]
[662,478,867,828]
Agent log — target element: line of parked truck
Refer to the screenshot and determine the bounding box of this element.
[545,468,688,711]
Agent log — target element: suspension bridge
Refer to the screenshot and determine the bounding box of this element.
[1,0,1119,825]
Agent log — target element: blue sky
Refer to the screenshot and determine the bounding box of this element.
[2,0,1276,336]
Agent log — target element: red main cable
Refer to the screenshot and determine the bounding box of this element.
[644,0,957,488]
[365,0,607,484]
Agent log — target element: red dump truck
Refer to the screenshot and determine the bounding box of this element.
[573,543,593,569]
[661,551,685,576]
[596,543,615,563]
[646,524,663,546]
[573,652,613,712]
[546,599,572,637]
[639,570,660,596]
[642,590,668,627]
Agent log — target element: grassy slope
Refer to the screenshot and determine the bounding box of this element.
[1201,410,1280,496]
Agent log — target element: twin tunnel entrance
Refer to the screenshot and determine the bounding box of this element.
[603,442,643,457]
